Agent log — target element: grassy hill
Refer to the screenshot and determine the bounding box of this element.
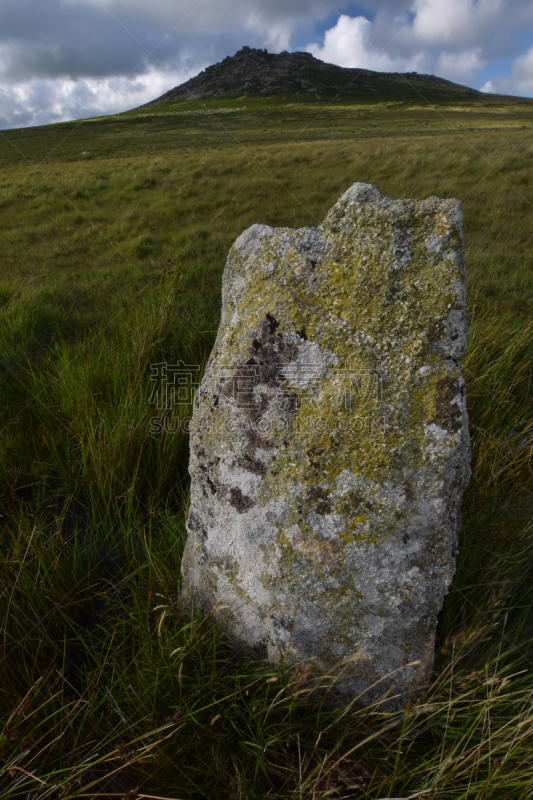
[0,88,532,798]
[137,46,483,106]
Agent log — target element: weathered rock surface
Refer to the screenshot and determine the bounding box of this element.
[181,182,471,707]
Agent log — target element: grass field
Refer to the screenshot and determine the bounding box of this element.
[0,91,532,798]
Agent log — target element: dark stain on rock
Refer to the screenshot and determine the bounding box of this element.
[212,552,239,575]
[252,641,268,659]
[229,487,255,513]
[393,227,411,249]
[273,613,294,632]
[219,314,298,422]
[307,486,332,515]
[242,454,267,475]
[198,462,217,494]
[431,377,462,433]
[262,313,279,335]
[306,445,325,469]
[338,490,373,517]
[245,428,274,451]
[186,510,207,541]
[294,485,333,521]
[279,392,298,413]
[205,475,218,495]
[427,319,445,343]
[403,483,415,501]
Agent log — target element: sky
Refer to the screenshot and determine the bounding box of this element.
[0,0,532,129]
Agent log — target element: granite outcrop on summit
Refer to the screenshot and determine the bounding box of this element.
[140,46,480,107]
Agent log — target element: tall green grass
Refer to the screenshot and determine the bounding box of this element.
[0,101,532,797]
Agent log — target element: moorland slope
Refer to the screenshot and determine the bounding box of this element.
[0,73,532,798]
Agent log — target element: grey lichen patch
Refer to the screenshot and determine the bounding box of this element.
[282,340,338,388]
[182,182,471,708]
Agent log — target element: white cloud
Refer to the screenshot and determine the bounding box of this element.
[0,65,201,128]
[412,0,503,47]
[480,80,497,93]
[243,11,292,52]
[302,4,531,90]
[303,14,423,73]
[436,49,485,86]
[509,45,533,96]
[480,45,533,96]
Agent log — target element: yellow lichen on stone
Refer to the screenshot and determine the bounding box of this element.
[182,183,470,709]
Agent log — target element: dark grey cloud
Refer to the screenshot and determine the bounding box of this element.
[0,0,187,81]
[0,0,340,82]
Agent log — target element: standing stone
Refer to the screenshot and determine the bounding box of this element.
[181,183,470,707]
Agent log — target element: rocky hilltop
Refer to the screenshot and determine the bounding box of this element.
[140,46,480,108]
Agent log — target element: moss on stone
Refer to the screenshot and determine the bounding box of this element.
[182,183,471,708]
